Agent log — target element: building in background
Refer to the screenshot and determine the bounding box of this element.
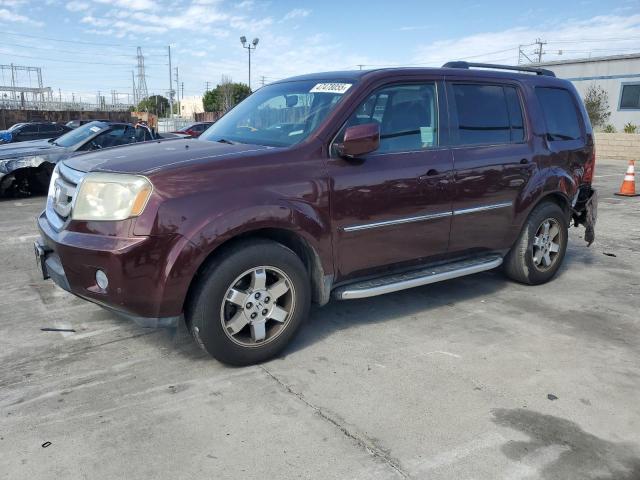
[537,53,640,131]
[179,95,204,119]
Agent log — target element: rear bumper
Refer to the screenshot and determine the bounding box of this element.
[36,212,185,328]
[572,186,597,246]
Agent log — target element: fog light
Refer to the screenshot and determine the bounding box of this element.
[95,269,109,290]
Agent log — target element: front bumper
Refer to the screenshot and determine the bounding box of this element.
[35,213,182,328]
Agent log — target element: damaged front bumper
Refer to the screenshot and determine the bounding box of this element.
[34,225,181,329]
[572,186,598,246]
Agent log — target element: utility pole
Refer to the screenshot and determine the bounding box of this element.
[174,67,180,102]
[533,38,547,63]
[205,81,210,92]
[260,76,265,87]
[131,70,137,105]
[167,45,173,117]
[181,82,184,99]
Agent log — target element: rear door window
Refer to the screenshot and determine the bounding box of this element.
[450,84,519,145]
[535,87,582,141]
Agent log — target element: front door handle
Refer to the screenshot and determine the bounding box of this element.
[519,158,529,165]
[419,169,439,181]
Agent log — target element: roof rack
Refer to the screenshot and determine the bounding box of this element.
[442,61,555,77]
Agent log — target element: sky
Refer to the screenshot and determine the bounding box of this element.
[0,0,639,103]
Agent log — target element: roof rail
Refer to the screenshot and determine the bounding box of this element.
[442,61,556,77]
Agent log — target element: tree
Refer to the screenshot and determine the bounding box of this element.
[203,76,251,113]
[583,84,611,129]
[136,95,169,116]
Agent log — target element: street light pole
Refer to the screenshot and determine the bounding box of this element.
[240,36,259,90]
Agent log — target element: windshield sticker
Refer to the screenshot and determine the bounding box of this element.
[89,126,101,133]
[310,83,352,94]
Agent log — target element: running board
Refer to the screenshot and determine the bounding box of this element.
[333,255,503,300]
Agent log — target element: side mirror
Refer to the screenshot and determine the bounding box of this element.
[337,123,380,158]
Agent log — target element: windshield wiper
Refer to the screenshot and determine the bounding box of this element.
[216,138,237,145]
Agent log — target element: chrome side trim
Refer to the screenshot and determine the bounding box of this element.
[343,211,452,232]
[453,202,513,216]
[342,202,513,233]
[336,257,503,300]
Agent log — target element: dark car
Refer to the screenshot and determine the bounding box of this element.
[65,119,110,129]
[0,121,159,197]
[35,63,597,365]
[0,122,71,144]
[173,122,214,137]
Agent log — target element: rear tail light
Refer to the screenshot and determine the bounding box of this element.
[583,146,596,184]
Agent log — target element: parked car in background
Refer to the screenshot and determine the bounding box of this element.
[0,121,162,197]
[65,119,110,129]
[173,121,214,137]
[0,122,71,144]
[35,63,597,365]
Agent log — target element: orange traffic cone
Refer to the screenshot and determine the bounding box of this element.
[615,160,639,197]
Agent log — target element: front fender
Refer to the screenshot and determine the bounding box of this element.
[156,199,332,316]
[0,155,51,175]
[186,200,330,268]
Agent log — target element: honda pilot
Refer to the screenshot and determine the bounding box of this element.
[35,63,597,365]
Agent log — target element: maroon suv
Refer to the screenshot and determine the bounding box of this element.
[35,63,597,365]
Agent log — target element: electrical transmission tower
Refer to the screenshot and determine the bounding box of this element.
[135,47,149,103]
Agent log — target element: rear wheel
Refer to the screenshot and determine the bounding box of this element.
[503,201,568,285]
[187,239,310,365]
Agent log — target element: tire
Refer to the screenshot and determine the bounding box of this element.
[503,201,569,285]
[186,239,311,365]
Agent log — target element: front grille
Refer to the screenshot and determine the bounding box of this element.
[46,163,85,230]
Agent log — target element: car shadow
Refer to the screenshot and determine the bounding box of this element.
[122,248,599,363]
[283,269,509,356]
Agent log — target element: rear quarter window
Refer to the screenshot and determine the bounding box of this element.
[535,87,582,141]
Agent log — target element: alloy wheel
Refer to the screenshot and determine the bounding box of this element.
[532,218,562,271]
[220,266,295,347]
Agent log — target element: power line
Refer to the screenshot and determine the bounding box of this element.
[0,50,167,66]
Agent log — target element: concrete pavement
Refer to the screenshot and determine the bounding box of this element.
[1,158,638,479]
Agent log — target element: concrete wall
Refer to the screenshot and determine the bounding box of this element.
[0,109,135,130]
[595,132,640,161]
[539,55,640,131]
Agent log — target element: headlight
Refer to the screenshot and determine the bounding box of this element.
[72,172,153,221]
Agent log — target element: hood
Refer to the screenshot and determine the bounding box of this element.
[63,138,275,174]
[0,138,64,159]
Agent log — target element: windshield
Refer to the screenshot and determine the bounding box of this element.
[8,123,25,131]
[54,121,108,147]
[199,80,354,147]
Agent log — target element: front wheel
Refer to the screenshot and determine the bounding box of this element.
[503,201,569,285]
[187,239,310,365]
